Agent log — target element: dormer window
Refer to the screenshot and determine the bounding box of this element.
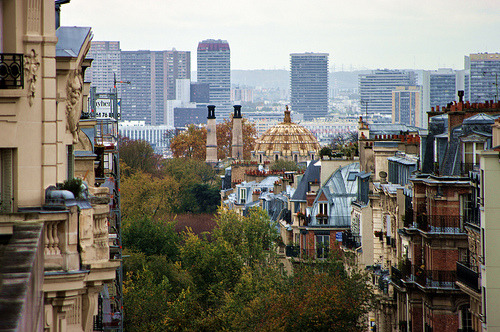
[317,203,328,225]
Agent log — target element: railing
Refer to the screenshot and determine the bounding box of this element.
[456,261,480,293]
[415,215,465,234]
[44,220,62,256]
[342,232,360,249]
[410,265,458,289]
[461,162,479,177]
[391,265,405,288]
[0,53,24,88]
[404,208,414,227]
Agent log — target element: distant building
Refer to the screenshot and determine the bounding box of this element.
[117,49,190,125]
[359,69,417,120]
[86,41,121,93]
[197,39,231,118]
[290,53,329,120]
[467,52,500,103]
[119,121,174,154]
[392,86,422,127]
[190,82,210,103]
[421,68,467,125]
[174,107,206,127]
[231,87,254,103]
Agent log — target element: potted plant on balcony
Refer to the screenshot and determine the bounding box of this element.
[374,230,384,240]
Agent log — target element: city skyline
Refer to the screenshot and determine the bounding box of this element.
[61,0,499,71]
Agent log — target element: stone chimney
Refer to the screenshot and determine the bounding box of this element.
[232,105,243,160]
[206,105,217,163]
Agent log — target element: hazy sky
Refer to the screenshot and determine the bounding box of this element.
[61,0,500,71]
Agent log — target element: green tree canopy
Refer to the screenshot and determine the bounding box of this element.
[119,137,162,176]
[122,208,374,332]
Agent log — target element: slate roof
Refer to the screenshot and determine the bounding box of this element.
[290,160,320,201]
[56,26,92,58]
[312,162,360,227]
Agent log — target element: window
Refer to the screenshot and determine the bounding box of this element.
[239,188,247,204]
[0,149,15,213]
[316,234,329,258]
[317,203,328,225]
[67,145,74,180]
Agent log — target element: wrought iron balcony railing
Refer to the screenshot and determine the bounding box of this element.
[0,53,23,89]
[410,265,458,289]
[414,214,465,234]
[456,261,480,293]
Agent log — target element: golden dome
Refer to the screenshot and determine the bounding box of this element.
[253,107,320,159]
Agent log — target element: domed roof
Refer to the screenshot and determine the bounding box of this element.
[253,108,320,156]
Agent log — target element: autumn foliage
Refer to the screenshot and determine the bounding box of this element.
[170,117,257,160]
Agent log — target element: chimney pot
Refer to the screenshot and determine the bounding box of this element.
[207,105,216,119]
[233,105,242,119]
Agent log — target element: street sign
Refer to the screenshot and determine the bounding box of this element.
[95,98,121,119]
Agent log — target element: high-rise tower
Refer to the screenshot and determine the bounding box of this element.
[467,53,500,103]
[359,69,416,120]
[290,53,329,120]
[86,41,121,93]
[197,39,231,118]
[120,49,190,125]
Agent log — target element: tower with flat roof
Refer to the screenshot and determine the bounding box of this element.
[197,39,231,118]
[290,53,329,120]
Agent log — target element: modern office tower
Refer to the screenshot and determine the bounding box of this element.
[290,53,329,120]
[467,53,500,103]
[392,86,422,127]
[421,69,466,127]
[86,41,121,93]
[197,39,231,118]
[359,69,417,120]
[120,50,191,125]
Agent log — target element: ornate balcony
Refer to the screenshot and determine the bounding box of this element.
[415,214,465,234]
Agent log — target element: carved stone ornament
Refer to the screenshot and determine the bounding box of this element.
[24,49,40,107]
[66,70,83,144]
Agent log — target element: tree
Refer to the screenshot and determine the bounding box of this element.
[119,137,162,176]
[122,208,374,331]
[122,216,180,258]
[121,170,180,221]
[270,159,303,171]
[162,158,220,213]
[216,117,257,160]
[169,125,207,159]
[169,119,257,161]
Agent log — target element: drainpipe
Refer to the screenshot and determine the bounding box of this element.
[55,0,71,29]
[406,292,410,332]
